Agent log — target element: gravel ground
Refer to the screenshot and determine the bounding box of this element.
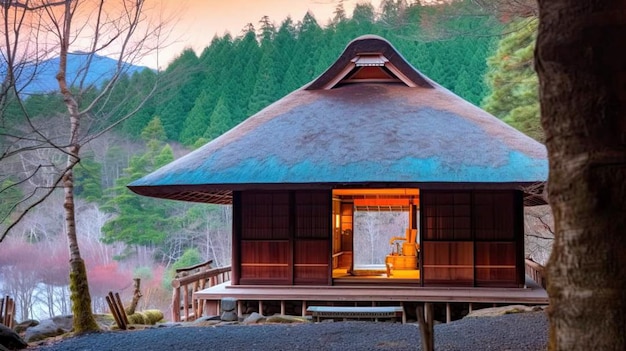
[30,311,548,351]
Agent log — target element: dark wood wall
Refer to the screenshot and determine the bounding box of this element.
[233,190,331,285]
[421,190,524,287]
[232,188,524,288]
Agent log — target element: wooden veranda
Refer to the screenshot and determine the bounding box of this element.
[172,259,548,323]
[195,276,547,320]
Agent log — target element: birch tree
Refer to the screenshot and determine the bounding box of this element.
[0,0,167,333]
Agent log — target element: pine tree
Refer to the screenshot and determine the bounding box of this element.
[204,97,233,140]
[228,25,261,124]
[180,90,214,145]
[102,118,175,249]
[351,3,376,32]
[73,156,103,203]
[156,49,204,140]
[272,17,298,96]
[379,0,408,30]
[248,46,280,115]
[121,69,159,137]
[482,19,541,141]
[283,12,324,88]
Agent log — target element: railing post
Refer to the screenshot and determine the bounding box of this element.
[171,284,181,322]
[183,284,190,321]
[170,264,232,322]
[525,258,546,289]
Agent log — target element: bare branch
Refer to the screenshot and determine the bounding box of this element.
[525,231,553,240]
[0,161,72,243]
[2,0,66,11]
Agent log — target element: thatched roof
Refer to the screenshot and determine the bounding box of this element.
[129,35,548,205]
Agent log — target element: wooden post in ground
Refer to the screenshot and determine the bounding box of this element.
[106,292,126,330]
[1,296,15,328]
[106,291,128,330]
[115,293,130,326]
[416,302,434,351]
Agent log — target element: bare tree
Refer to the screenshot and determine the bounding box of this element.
[0,0,168,333]
[535,0,626,349]
[0,237,41,320]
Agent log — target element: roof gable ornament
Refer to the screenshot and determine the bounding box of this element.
[306,35,434,90]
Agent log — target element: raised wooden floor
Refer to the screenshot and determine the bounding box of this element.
[196,277,547,304]
[194,276,548,318]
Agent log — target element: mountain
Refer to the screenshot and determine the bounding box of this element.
[17,52,151,95]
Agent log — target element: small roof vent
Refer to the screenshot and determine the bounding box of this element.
[352,54,388,67]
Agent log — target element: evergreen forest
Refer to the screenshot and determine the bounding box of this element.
[0,0,543,321]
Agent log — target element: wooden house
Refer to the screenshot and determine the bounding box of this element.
[129,35,549,319]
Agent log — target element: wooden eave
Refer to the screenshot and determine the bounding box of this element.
[129,182,546,206]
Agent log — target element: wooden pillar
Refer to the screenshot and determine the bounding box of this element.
[401,302,407,324]
[232,191,242,285]
[280,300,286,315]
[258,300,263,315]
[469,302,473,313]
[237,301,242,317]
[446,303,452,323]
[409,201,414,229]
[417,302,434,351]
[372,301,378,322]
[301,300,307,317]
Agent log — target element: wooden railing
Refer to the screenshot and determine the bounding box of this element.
[525,258,546,289]
[1,295,15,328]
[171,261,231,322]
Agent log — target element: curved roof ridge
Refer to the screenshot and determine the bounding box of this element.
[306,35,434,90]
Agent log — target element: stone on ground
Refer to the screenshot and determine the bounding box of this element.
[242,312,265,324]
[0,324,27,350]
[465,305,545,318]
[265,315,309,324]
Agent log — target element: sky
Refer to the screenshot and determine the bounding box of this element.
[146,0,383,69]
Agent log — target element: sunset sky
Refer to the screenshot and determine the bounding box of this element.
[148,0,382,69]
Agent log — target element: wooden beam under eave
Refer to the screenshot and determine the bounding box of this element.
[353,198,411,207]
[333,188,419,196]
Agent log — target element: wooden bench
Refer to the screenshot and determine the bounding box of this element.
[307,306,405,323]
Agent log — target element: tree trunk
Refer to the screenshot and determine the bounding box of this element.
[57,1,98,334]
[535,1,626,350]
[64,161,99,334]
[125,278,142,315]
